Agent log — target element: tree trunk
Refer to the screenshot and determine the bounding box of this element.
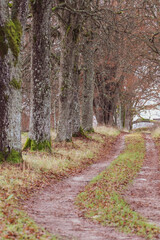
[121,103,132,131]
[72,48,81,136]
[55,27,74,142]
[108,102,115,125]
[25,0,52,151]
[82,34,95,131]
[125,105,132,131]
[0,0,28,162]
[56,6,81,141]
[116,102,123,129]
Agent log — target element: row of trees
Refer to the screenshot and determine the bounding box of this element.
[93,0,160,129]
[0,0,160,161]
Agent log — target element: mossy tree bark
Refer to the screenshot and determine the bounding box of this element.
[28,0,52,151]
[0,0,28,162]
[81,27,95,132]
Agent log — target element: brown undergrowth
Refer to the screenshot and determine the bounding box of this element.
[0,127,120,239]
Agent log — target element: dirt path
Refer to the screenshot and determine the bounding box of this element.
[24,134,160,240]
[123,134,160,229]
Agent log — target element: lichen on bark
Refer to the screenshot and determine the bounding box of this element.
[81,26,95,132]
[29,0,52,147]
[56,5,82,142]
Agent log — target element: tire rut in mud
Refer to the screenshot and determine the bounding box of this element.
[24,134,160,240]
[123,134,160,229]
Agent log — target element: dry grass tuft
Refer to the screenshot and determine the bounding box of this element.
[21,127,119,173]
[22,134,101,172]
[152,127,160,138]
[94,125,120,137]
[151,127,160,162]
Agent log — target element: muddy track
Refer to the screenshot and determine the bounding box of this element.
[124,134,160,230]
[24,134,160,240]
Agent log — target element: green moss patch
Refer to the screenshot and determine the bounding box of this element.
[0,19,22,61]
[0,26,8,58]
[0,151,4,162]
[23,138,52,152]
[72,126,91,139]
[5,20,22,61]
[76,133,160,239]
[10,78,22,89]
[52,6,57,12]
[0,149,22,163]
[8,2,13,8]
[7,150,22,163]
[86,128,95,133]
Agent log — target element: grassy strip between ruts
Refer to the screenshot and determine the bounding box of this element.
[0,127,120,240]
[75,133,160,239]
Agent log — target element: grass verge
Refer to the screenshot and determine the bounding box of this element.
[75,133,160,239]
[152,127,160,162]
[151,127,160,139]
[0,164,57,240]
[0,127,119,239]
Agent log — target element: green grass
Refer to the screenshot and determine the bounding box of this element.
[0,205,57,240]
[76,133,160,239]
[0,127,120,239]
